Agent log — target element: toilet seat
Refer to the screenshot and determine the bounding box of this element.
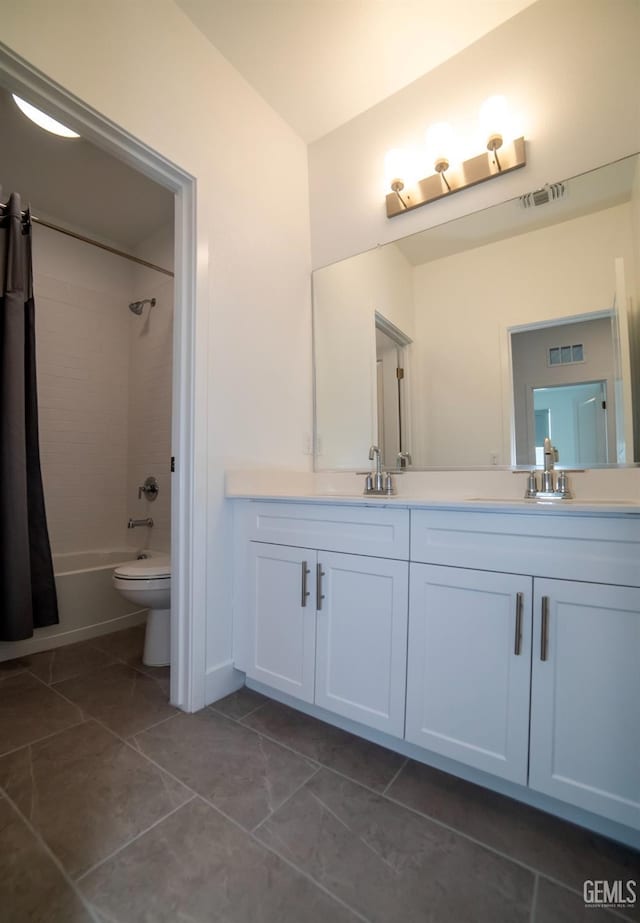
[114,553,171,581]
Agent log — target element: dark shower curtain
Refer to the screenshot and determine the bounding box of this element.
[0,192,58,641]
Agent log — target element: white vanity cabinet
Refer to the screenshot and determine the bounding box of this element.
[241,503,410,736]
[529,578,640,830]
[405,564,532,784]
[233,498,640,841]
[248,542,316,702]
[409,509,640,829]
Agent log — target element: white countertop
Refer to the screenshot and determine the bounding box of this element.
[225,468,640,515]
[226,488,640,516]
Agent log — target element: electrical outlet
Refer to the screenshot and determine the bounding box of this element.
[303,433,313,455]
[490,452,499,466]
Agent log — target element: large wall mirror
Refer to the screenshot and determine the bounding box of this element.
[313,153,640,470]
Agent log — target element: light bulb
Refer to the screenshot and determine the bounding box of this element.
[384,147,416,193]
[479,95,509,151]
[12,94,80,138]
[425,122,457,173]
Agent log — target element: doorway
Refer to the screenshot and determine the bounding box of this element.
[374,312,412,468]
[0,47,202,711]
[532,381,608,467]
[510,313,619,467]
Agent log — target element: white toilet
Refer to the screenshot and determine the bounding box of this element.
[112,552,171,666]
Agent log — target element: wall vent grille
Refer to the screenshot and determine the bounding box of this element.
[548,343,584,366]
[520,182,566,208]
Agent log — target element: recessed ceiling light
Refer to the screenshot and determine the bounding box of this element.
[12,94,80,139]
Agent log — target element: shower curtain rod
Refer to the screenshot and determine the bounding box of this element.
[0,202,174,277]
[30,216,175,277]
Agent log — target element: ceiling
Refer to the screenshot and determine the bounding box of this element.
[0,88,174,251]
[176,0,536,142]
[0,2,537,248]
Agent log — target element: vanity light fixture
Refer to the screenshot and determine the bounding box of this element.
[385,96,526,218]
[12,94,80,139]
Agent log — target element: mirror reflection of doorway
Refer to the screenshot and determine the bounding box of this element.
[375,313,412,468]
[533,382,608,466]
[511,314,620,466]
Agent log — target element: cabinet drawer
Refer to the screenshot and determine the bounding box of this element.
[410,509,640,586]
[247,502,409,559]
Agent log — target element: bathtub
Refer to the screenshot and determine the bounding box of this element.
[0,549,148,661]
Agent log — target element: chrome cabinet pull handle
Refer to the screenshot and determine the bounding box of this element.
[316,563,325,611]
[540,596,550,661]
[514,592,523,655]
[301,561,310,607]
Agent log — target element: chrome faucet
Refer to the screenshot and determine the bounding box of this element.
[363,445,395,496]
[524,437,572,500]
[370,445,383,492]
[542,437,555,494]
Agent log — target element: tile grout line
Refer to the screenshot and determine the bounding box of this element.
[247,821,374,923]
[381,790,636,920]
[44,669,637,920]
[62,707,371,922]
[232,706,635,910]
[10,659,635,921]
[208,698,270,723]
[75,794,197,884]
[1,785,102,923]
[251,765,322,835]
[529,874,539,923]
[381,757,408,796]
[0,716,89,761]
[124,710,180,738]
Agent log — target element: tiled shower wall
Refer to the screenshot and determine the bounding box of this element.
[127,224,174,553]
[33,223,173,556]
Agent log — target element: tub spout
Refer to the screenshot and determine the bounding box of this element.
[128,517,153,529]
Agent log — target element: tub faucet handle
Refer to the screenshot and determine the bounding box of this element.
[138,476,159,501]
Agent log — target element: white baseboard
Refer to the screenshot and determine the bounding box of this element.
[0,610,147,662]
[204,660,245,707]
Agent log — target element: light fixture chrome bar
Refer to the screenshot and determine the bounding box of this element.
[386,137,527,218]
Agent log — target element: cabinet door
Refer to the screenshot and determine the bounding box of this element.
[405,564,532,784]
[530,579,640,828]
[315,552,409,737]
[247,542,316,703]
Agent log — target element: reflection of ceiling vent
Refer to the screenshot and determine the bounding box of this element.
[520,182,566,208]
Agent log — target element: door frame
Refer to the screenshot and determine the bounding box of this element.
[0,43,206,711]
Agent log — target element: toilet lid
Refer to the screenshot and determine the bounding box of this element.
[114,553,171,579]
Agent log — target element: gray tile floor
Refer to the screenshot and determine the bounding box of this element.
[0,626,637,922]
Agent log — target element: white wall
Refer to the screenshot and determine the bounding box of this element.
[33,224,134,554]
[630,159,640,452]
[412,204,635,466]
[1,0,312,703]
[314,242,413,468]
[308,0,640,269]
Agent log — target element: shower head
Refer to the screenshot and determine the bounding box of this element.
[128,297,156,316]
